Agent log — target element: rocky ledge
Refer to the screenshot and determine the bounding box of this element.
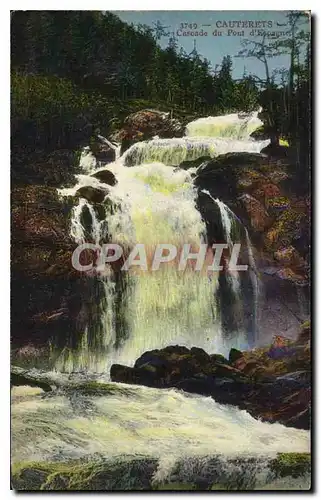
[111,322,311,430]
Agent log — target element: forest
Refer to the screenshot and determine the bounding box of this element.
[11,10,311,189]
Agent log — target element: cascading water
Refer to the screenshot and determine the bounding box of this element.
[185,110,263,139]
[58,162,222,371]
[123,136,269,167]
[199,190,259,347]
[55,112,268,372]
[12,112,310,490]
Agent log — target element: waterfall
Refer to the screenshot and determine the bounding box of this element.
[214,197,242,297]
[70,197,102,245]
[57,162,224,371]
[12,111,310,489]
[123,136,269,167]
[55,113,265,372]
[79,147,97,174]
[199,191,258,347]
[185,110,263,139]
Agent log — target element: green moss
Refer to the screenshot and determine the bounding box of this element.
[269,453,311,479]
[211,484,229,490]
[267,196,290,210]
[301,320,311,331]
[12,460,112,490]
[12,457,157,491]
[265,208,306,250]
[67,380,135,397]
[279,138,289,147]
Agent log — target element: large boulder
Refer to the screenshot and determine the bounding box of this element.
[11,365,53,392]
[76,185,109,203]
[178,156,212,171]
[111,109,184,153]
[11,185,96,357]
[91,169,117,186]
[111,338,311,430]
[239,193,271,232]
[194,151,310,325]
[89,135,116,164]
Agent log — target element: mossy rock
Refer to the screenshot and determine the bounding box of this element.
[269,453,311,479]
[265,208,306,252]
[179,155,212,170]
[279,138,289,147]
[266,196,290,212]
[11,366,53,392]
[75,186,108,204]
[229,348,244,364]
[91,169,117,186]
[66,380,136,397]
[297,320,311,344]
[12,457,157,491]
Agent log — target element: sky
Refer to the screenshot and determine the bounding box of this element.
[115,11,310,80]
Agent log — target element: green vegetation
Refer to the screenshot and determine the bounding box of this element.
[12,457,158,491]
[12,454,311,491]
[11,12,259,153]
[11,11,311,192]
[12,460,120,491]
[270,453,311,479]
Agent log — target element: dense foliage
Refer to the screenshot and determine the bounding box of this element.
[11,11,259,148]
[11,10,311,189]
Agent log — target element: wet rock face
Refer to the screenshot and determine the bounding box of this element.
[239,193,271,232]
[178,156,212,171]
[89,136,116,164]
[11,184,92,354]
[111,109,185,153]
[194,152,310,321]
[91,169,117,186]
[76,185,108,203]
[111,335,311,430]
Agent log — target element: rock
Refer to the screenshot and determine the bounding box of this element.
[110,363,160,387]
[266,196,290,214]
[76,186,108,203]
[261,143,288,158]
[111,109,184,153]
[111,340,311,430]
[249,126,270,141]
[275,267,308,285]
[229,348,243,364]
[11,184,98,354]
[11,366,53,392]
[212,363,246,380]
[264,207,309,259]
[89,135,116,164]
[239,194,271,232]
[12,456,157,491]
[179,156,212,171]
[12,186,70,245]
[251,182,282,206]
[274,246,306,271]
[190,347,211,362]
[209,353,229,365]
[91,169,117,186]
[296,320,311,344]
[269,453,311,480]
[194,151,309,295]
